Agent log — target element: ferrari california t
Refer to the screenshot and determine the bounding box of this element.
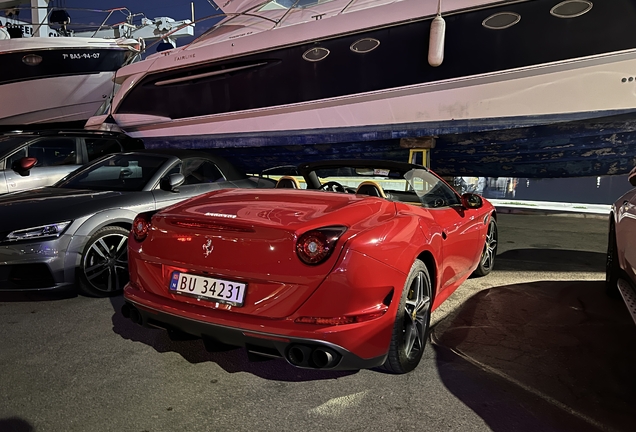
[122,160,497,373]
[0,149,272,297]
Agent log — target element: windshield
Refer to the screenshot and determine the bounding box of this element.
[56,153,169,192]
[190,0,400,48]
[404,169,462,208]
[308,164,461,208]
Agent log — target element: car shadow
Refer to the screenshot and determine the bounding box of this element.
[494,248,605,272]
[0,417,34,432]
[0,289,77,302]
[108,295,356,382]
[431,280,636,432]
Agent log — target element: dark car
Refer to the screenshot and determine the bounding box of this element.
[0,149,273,297]
[607,167,636,324]
[0,129,143,194]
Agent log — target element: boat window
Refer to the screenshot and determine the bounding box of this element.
[303,47,330,62]
[482,12,521,29]
[350,38,380,54]
[550,0,593,18]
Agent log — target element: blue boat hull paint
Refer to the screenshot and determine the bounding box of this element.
[142,110,636,178]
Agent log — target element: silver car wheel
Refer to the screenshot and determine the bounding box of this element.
[403,271,432,359]
[383,259,432,374]
[481,220,498,270]
[472,218,498,277]
[81,230,129,294]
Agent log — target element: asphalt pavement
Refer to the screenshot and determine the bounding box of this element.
[1,213,635,432]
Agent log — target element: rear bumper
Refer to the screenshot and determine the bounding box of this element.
[122,297,386,371]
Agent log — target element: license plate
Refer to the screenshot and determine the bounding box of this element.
[169,271,246,306]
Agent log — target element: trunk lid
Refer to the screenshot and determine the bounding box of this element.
[139,189,396,318]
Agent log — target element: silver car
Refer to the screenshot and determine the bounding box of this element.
[0,149,273,297]
[0,129,143,194]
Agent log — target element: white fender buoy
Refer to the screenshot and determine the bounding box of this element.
[428,14,446,67]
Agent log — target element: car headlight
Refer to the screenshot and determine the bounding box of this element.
[6,221,72,242]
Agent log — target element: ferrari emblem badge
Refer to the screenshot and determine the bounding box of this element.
[202,238,214,258]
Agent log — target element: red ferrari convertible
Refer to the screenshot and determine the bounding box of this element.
[122,160,497,373]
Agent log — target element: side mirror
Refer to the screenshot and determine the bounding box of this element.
[461,193,483,209]
[629,167,636,187]
[12,157,38,177]
[160,173,185,192]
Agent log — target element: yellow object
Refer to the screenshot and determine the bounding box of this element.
[409,149,430,168]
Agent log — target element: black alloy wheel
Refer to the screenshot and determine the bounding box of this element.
[383,259,432,374]
[472,217,498,277]
[78,226,130,297]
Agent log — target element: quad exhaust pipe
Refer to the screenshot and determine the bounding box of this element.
[287,344,340,369]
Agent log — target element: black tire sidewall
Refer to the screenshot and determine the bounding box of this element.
[77,226,130,297]
[384,259,432,374]
[473,218,497,277]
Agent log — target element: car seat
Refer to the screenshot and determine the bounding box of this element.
[275,176,301,189]
[356,180,386,198]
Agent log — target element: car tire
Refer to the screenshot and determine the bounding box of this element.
[383,259,432,374]
[77,226,130,297]
[606,218,621,299]
[472,217,498,277]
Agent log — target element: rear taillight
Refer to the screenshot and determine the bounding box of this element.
[296,226,347,265]
[132,213,152,242]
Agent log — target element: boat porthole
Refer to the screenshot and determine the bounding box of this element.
[350,38,380,54]
[550,0,593,18]
[482,12,521,30]
[22,54,43,66]
[302,47,330,62]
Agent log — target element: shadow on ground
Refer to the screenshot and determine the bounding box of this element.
[0,417,34,432]
[108,296,355,382]
[432,280,636,432]
[494,249,605,272]
[0,289,77,302]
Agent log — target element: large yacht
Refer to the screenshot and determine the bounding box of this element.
[0,0,193,128]
[87,0,636,178]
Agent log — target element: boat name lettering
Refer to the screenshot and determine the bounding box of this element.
[175,54,195,61]
[204,212,237,218]
[229,32,252,39]
[62,53,100,60]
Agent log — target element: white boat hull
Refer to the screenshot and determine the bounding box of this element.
[0,72,115,125]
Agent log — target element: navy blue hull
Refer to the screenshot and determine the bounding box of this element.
[142,110,636,178]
